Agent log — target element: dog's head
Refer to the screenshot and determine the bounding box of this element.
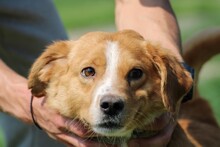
[28,30,192,139]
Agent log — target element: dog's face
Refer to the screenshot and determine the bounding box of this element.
[28,30,192,138]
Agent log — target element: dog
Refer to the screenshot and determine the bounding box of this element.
[28,30,220,146]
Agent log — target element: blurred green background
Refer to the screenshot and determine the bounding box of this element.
[1,0,220,146]
[53,0,220,41]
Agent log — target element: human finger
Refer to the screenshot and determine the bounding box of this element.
[128,119,176,147]
[55,133,116,147]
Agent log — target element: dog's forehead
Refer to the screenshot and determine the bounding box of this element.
[68,31,150,69]
[75,31,147,55]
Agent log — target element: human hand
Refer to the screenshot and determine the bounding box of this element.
[128,113,176,147]
[31,96,117,147]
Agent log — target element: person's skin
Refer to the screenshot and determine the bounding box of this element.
[115,0,183,61]
[0,0,183,146]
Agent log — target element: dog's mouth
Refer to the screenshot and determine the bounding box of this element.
[93,121,124,135]
[98,122,123,130]
[90,119,160,145]
[89,129,159,145]
[89,121,128,145]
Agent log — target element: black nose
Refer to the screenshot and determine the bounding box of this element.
[100,95,125,116]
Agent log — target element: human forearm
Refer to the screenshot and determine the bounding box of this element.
[115,0,183,61]
[0,59,32,123]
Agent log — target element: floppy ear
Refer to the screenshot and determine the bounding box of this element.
[147,44,193,114]
[28,41,71,97]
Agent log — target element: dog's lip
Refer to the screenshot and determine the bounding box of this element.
[95,122,123,129]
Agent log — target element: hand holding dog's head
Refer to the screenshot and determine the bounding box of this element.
[28,30,192,138]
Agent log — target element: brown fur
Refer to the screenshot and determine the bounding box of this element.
[28,30,220,146]
[171,28,220,147]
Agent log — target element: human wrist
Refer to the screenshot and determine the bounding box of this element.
[115,0,183,61]
[9,80,33,123]
[0,60,32,123]
[0,74,33,123]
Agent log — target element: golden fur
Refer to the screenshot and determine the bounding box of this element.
[28,30,220,146]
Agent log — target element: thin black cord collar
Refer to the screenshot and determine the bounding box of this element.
[30,95,42,130]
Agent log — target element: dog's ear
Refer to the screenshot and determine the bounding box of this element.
[28,41,71,97]
[147,44,193,114]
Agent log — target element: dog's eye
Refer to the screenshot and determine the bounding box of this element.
[81,67,96,78]
[127,68,143,81]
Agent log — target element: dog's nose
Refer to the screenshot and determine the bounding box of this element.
[100,95,124,116]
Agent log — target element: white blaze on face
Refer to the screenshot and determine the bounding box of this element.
[91,41,120,124]
[103,41,119,92]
